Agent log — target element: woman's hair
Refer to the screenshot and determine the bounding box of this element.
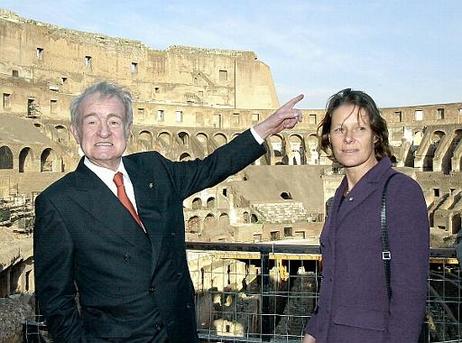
[70,81,133,138]
[318,88,392,161]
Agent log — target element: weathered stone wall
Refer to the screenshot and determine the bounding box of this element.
[0,9,279,118]
[0,295,35,343]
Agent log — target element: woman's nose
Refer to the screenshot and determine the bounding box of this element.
[343,131,354,143]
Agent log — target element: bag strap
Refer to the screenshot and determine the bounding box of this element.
[380,173,399,302]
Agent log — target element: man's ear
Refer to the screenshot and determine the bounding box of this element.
[373,135,379,143]
[126,123,133,140]
[70,125,80,144]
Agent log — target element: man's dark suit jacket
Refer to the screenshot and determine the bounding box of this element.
[34,129,265,342]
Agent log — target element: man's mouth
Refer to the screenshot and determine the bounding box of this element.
[95,142,112,146]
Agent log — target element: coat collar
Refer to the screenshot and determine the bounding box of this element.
[71,157,153,252]
[334,157,392,224]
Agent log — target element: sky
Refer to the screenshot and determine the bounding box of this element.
[1,0,461,109]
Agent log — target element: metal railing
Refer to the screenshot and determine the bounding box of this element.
[24,243,460,342]
[186,242,461,343]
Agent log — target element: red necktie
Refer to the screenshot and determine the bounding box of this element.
[113,172,145,232]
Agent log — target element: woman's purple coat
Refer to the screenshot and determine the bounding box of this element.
[305,157,429,343]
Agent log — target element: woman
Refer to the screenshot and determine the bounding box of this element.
[303,88,429,343]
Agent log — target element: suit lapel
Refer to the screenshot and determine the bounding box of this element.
[71,158,149,249]
[123,157,164,273]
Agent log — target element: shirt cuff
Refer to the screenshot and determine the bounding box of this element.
[250,127,265,145]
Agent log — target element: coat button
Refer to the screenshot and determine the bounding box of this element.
[186,303,193,309]
[149,287,156,293]
[171,232,176,237]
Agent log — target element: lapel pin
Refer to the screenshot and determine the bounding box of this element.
[149,182,154,189]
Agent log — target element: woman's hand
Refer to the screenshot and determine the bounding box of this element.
[303,333,316,343]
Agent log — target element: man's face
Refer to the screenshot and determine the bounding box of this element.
[71,93,130,171]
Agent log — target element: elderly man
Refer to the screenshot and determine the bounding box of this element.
[34,81,303,342]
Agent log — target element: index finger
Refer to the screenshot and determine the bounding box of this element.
[281,94,304,109]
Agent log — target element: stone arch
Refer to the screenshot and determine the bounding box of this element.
[179,152,191,161]
[40,148,59,172]
[423,130,445,171]
[192,197,202,210]
[219,213,229,228]
[268,134,285,165]
[288,134,304,165]
[138,130,153,151]
[55,125,69,144]
[413,131,424,146]
[196,133,208,146]
[204,213,216,232]
[213,133,227,147]
[158,131,171,146]
[206,197,216,209]
[270,134,284,157]
[19,147,34,173]
[178,131,190,145]
[0,146,13,169]
[441,129,462,174]
[306,134,319,164]
[195,132,209,155]
[405,130,425,168]
[187,215,200,234]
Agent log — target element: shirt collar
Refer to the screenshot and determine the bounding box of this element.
[84,157,129,183]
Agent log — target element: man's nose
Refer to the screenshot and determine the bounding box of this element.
[97,122,110,137]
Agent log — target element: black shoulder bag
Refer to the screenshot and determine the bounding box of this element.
[380,173,427,342]
[380,173,398,301]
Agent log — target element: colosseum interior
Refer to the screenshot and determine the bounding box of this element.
[0,8,461,341]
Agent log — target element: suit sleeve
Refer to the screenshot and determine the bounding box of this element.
[34,194,88,342]
[386,175,429,342]
[166,129,266,199]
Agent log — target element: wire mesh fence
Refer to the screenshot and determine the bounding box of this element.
[186,242,461,343]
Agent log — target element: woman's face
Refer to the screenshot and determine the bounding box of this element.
[329,103,378,174]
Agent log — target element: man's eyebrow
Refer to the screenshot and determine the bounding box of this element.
[82,112,123,119]
[82,112,97,119]
[107,113,123,119]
